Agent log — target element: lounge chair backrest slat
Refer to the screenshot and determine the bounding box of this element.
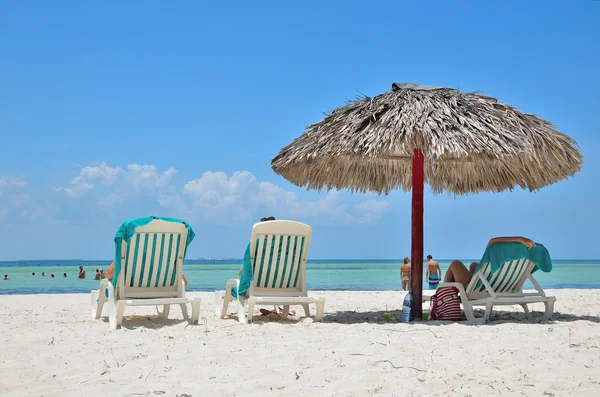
[156,234,170,287]
[289,236,304,289]
[118,220,188,299]
[149,233,163,287]
[495,259,517,292]
[249,221,312,297]
[140,233,155,287]
[166,233,181,287]
[132,233,146,287]
[277,236,294,288]
[501,259,527,292]
[487,263,506,291]
[257,235,274,288]
[468,257,536,299]
[266,235,281,288]
[469,263,489,294]
[511,261,535,291]
[125,234,139,287]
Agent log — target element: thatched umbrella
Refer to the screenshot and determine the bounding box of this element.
[271,83,582,319]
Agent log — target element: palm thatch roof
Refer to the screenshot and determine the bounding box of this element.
[271,83,583,195]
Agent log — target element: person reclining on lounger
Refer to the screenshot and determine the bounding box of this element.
[444,236,536,287]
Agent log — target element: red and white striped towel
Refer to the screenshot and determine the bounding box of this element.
[431,286,462,321]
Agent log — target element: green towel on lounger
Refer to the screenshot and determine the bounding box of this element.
[473,242,552,276]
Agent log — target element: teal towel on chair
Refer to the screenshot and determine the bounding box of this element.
[231,243,253,299]
[474,242,553,276]
[112,216,195,288]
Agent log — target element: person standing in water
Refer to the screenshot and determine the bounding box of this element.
[426,255,442,289]
[78,266,86,279]
[400,257,411,291]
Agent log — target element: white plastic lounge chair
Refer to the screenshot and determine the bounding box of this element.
[426,256,556,323]
[91,219,200,329]
[215,220,325,324]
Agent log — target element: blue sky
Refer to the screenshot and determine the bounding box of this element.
[0,2,599,260]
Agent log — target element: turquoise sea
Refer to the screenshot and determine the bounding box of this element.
[1,259,599,295]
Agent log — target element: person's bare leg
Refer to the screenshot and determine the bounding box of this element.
[469,262,479,274]
[444,260,473,287]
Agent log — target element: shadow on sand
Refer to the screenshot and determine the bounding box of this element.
[98,305,201,330]
[98,308,600,329]
[321,309,600,325]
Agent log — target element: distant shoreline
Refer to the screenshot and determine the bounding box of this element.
[2,258,600,264]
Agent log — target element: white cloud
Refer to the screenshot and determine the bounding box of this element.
[354,200,392,223]
[183,171,390,223]
[0,176,28,190]
[71,162,123,186]
[51,163,392,223]
[184,171,267,220]
[54,182,95,198]
[0,177,37,220]
[125,164,178,191]
[56,163,178,202]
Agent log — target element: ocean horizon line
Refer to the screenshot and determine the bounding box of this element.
[2,257,600,263]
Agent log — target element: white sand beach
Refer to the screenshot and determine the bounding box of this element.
[1,290,599,396]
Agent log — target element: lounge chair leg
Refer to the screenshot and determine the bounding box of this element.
[191,299,200,325]
[91,290,103,320]
[237,297,248,324]
[520,304,532,321]
[460,297,477,323]
[282,305,290,317]
[106,292,117,329]
[246,298,255,324]
[158,304,170,319]
[215,291,224,317]
[113,302,125,330]
[109,312,117,330]
[315,299,325,321]
[91,281,109,320]
[541,298,555,321]
[302,304,310,318]
[180,304,189,320]
[221,292,232,319]
[484,302,493,323]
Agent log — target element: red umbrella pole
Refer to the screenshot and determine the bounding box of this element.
[410,148,424,320]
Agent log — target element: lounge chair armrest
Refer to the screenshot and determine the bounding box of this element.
[436,282,468,298]
[421,282,466,302]
[92,278,110,294]
[105,279,115,299]
[527,274,547,297]
[225,278,239,287]
[224,279,239,294]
